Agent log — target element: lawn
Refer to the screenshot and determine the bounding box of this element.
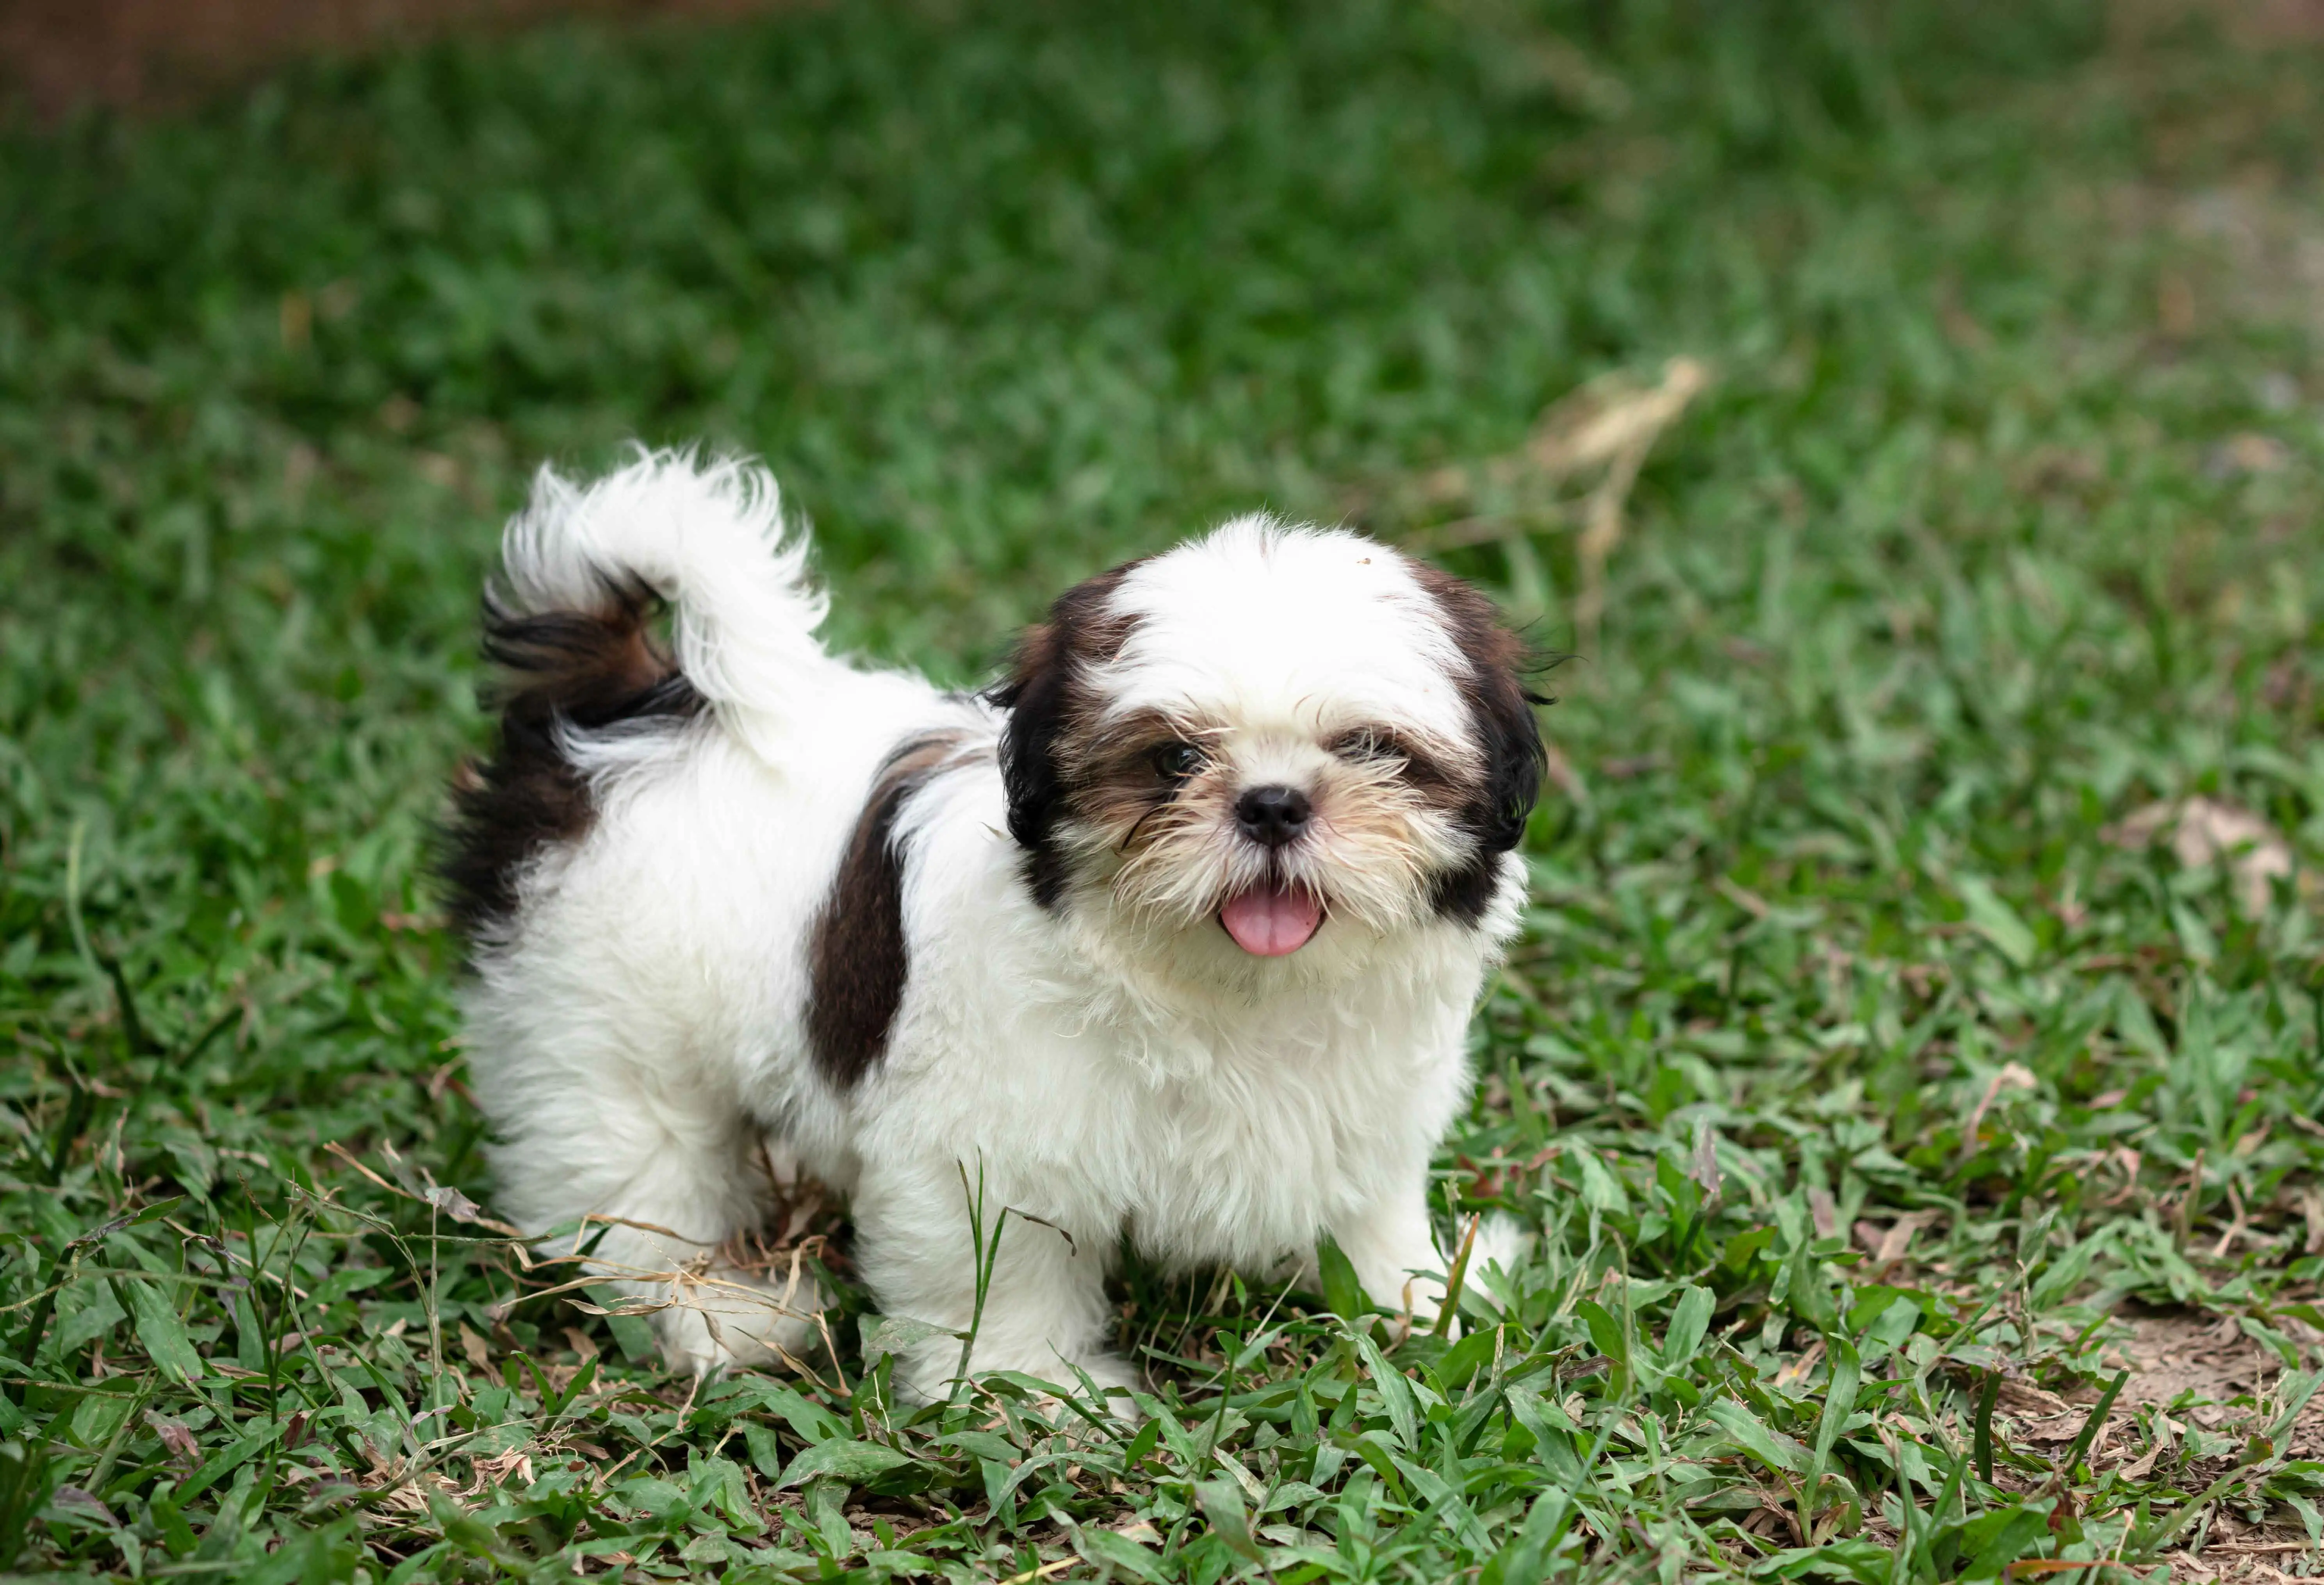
[4,0,2324,1578]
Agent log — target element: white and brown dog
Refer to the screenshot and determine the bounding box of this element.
[446,451,1544,1402]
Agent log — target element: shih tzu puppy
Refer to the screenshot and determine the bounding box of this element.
[446,451,1544,1401]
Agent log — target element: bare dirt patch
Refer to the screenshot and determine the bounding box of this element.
[0,0,798,120]
[1973,1310,2319,1577]
[2116,1313,2279,1420]
[2107,1312,2321,1580]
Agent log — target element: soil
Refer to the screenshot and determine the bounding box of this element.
[1995,1309,2324,1581]
[0,0,797,120]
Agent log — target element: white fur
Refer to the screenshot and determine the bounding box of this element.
[463,453,1528,1399]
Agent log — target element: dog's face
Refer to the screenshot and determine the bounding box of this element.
[996,518,1544,980]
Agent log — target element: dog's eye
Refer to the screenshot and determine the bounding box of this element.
[1150,742,1205,781]
[1333,730,1401,763]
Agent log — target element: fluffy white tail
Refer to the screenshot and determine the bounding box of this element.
[499,449,832,759]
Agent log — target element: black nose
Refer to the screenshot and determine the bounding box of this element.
[1234,785,1312,849]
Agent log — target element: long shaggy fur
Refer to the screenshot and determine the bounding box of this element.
[449,452,1544,1398]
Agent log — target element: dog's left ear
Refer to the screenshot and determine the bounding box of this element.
[1408,562,1548,854]
[1469,645,1547,854]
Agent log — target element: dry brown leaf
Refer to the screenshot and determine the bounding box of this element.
[1961,1063,2038,1161]
[2208,432,2292,476]
[146,1412,198,1467]
[2103,797,2295,917]
[2116,1433,2168,1480]
[1996,1378,2074,1417]
[1522,357,1711,477]
[1397,356,1709,653]
[1807,1186,1839,1240]
[2015,1412,2099,1444]
[1773,1338,1827,1389]
[1873,1213,1932,1269]
[469,1447,536,1492]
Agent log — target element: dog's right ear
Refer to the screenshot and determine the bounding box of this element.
[993,619,1069,857]
[989,561,1144,907]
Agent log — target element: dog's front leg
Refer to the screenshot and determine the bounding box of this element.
[850,1154,1134,1409]
[1330,1184,1453,1330]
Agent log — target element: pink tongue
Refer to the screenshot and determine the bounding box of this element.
[1219,885,1324,956]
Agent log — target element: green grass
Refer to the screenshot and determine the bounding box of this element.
[5,0,2324,1578]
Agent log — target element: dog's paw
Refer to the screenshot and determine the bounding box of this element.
[889,1344,1144,1426]
[1459,1213,1533,1309]
[649,1272,827,1378]
[1019,1367,1152,1442]
[1054,1352,1146,1427]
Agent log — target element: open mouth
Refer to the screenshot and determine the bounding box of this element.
[1218,883,1324,956]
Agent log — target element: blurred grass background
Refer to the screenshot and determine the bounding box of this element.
[4,0,2324,1578]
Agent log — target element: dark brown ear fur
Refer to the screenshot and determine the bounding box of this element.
[1407,563,1550,924]
[989,560,1143,907]
[440,574,701,940]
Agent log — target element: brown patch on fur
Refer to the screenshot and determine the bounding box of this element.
[804,733,964,1088]
[441,574,701,940]
[1327,724,1466,797]
[1061,706,1209,845]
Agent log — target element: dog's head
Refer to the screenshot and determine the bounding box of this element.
[994,517,1545,980]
